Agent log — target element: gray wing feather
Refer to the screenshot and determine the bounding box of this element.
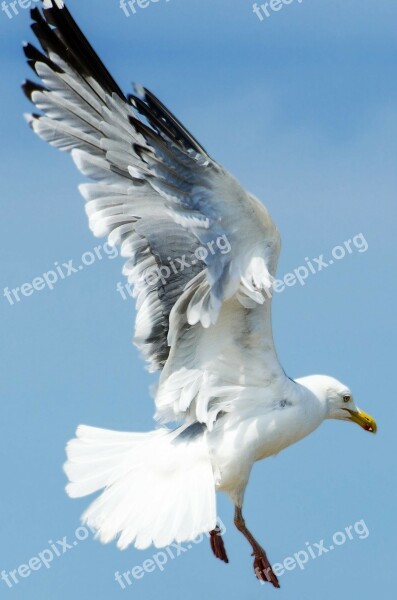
[24,3,282,426]
[24,2,233,371]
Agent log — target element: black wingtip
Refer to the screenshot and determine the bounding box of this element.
[138,86,209,157]
[23,40,62,73]
[27,0,126,100]
[23,42,37,59]
[22,79,47,101]
[30,7,41,22]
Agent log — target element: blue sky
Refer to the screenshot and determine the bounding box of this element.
[0,0,396,598]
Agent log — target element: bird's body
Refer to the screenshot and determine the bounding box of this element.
[23,0,377,587]
[210,378,325,501]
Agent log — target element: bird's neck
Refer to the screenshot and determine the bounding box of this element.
[294,376,330,420]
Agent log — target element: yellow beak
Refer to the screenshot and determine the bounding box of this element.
[344,408,377,434]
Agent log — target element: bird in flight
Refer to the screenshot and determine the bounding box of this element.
[23,0,377,588]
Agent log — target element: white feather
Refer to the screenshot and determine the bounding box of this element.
[64,425,217,549]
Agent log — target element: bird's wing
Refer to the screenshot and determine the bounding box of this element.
[24,0,283,427]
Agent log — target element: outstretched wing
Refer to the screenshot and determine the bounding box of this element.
[24,0,283,427]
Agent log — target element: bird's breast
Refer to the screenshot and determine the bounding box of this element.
[208,400,324,495]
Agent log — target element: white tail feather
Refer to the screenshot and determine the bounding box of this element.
[64,425,217,549]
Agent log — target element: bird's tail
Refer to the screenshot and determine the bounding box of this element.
[64,425,217,550]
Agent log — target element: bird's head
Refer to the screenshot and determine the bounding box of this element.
[298,375,377,434]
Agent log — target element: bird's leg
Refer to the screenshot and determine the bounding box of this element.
[209,525,229,564]
[234,506,280,588]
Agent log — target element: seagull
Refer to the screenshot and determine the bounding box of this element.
[23,0,377,588]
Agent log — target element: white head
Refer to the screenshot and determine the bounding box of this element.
[297,375,377,433]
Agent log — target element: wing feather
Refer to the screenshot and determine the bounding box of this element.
[24,1,282,423]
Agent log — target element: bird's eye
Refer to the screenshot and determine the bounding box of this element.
[343,394,351,403]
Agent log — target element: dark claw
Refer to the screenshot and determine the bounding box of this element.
[252,551,280,588]
[209,527,229,564]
